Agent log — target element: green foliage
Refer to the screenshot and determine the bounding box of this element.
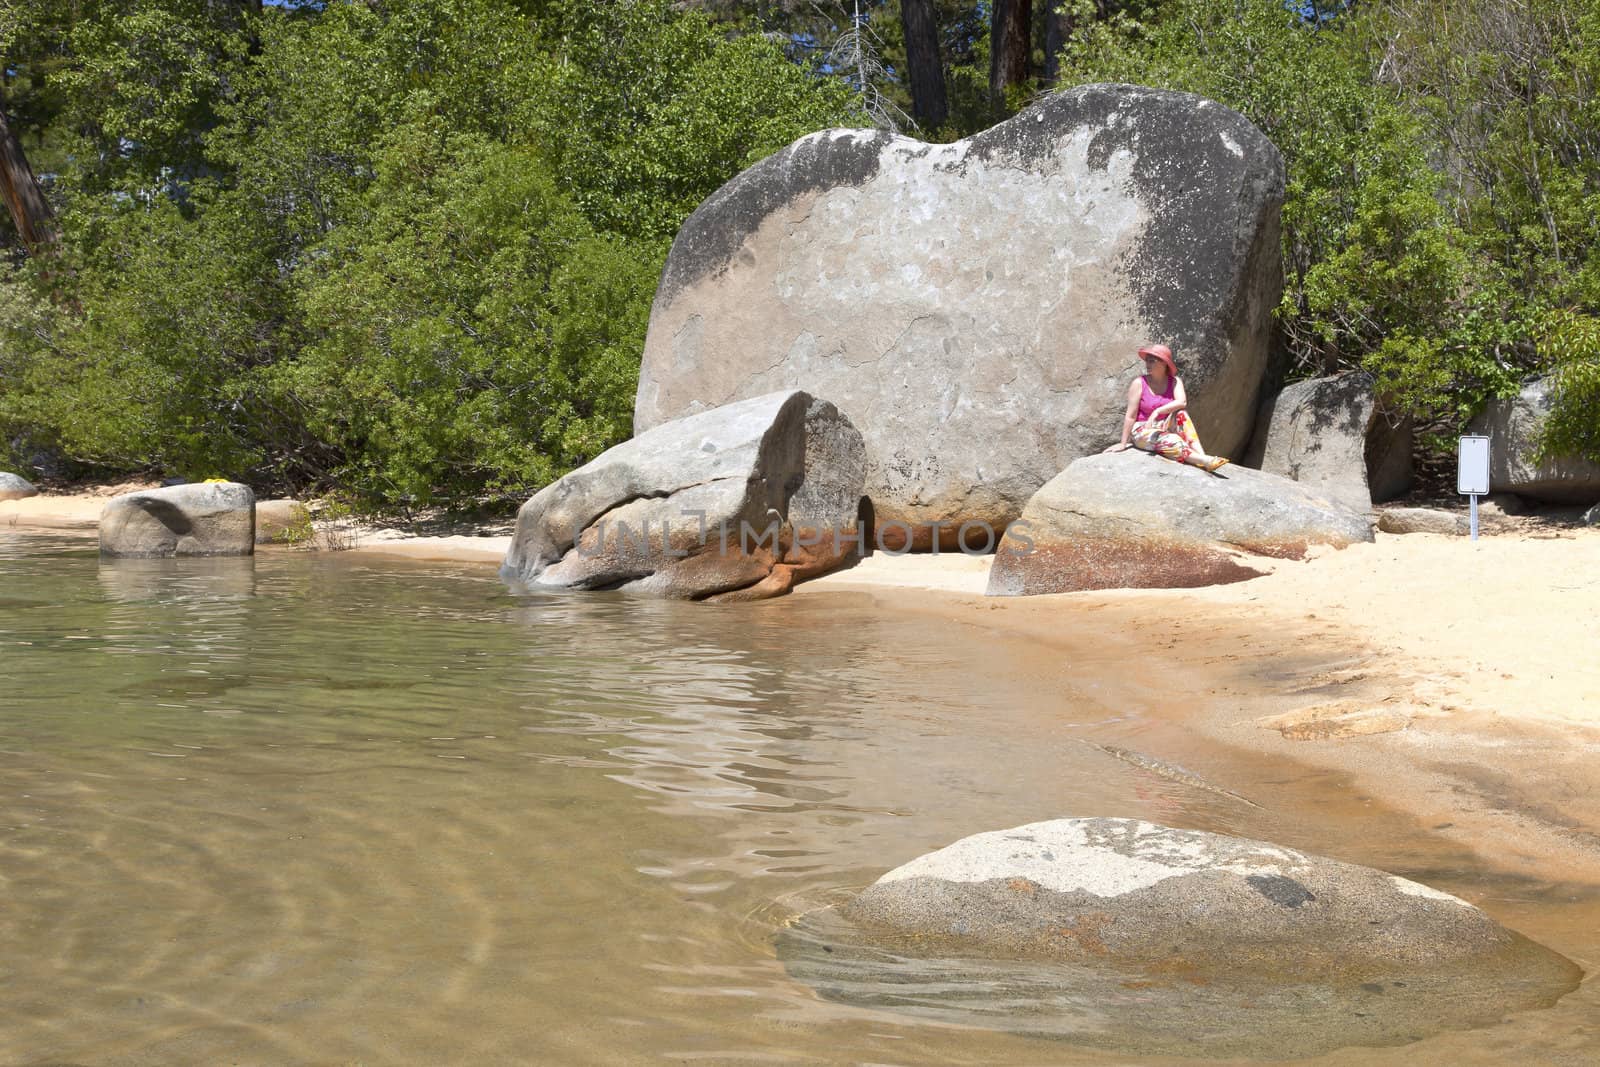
[287,117,656,500]
[1365,0,1600,301]
[49,0,254,193]
[0,0,857,505]
[513,1,861,240]
[1537,310,1600,464]
[1359,0,1600,434]
[680,0,997,140]
[0,262,64,469]
[1056,0,1597,433]
[4,184,296,478]
[1059,1,1464,382]
[6,0,1599,491]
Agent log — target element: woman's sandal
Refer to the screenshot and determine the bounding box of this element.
[1201,456,1230,473]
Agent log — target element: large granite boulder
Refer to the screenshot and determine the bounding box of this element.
[0,472,39,501]
[502,391,865,600]
[99,483,256,558]
[986,451,1372,595]
[1469,377,1600,502]
[1244,370,1411,512]
[636,83,1285,549]
[779,818,1579,1057]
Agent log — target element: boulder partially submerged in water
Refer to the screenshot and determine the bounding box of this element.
[0,472,39,501]
[99,482,256,558]
[986,450,1372,595]
[502,390,865,600]
[837,818,1517,970]
[780,818,1580,1057]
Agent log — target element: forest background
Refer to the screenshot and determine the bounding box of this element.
[1,0,1596,510]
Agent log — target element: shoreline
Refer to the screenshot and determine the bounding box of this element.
[9,487,1600,894]
[807,548,1600,892]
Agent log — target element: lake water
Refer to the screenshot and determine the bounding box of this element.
[1,531,1594,1065]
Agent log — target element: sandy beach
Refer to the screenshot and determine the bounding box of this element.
[9,485,1600,888]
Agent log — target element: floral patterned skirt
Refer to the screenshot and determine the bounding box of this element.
[1132,410,1205,464]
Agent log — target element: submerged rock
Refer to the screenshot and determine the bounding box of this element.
[0,472,39,501]
[837,818,1503,969]
[502,391,865,600]
[779,818,1580,1057]
[1469,378,1600,503]
[636,84,1285,548]
[99,483,256,558]
[986,450,1371,596]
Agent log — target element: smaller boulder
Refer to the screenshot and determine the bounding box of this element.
[255,499,312,544]
[0,472,39,502]
[1469,378,1600,502]
[1244,370,1411,512]
[1377,507,1469,536]
[987,451,1372,596]
[1583,502,1600,526]
[502,391,865,600]
[100,483,256,558]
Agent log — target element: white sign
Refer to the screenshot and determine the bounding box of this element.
[1458,435,1491,496]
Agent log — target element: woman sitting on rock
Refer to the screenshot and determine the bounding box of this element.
[1102,343,1229,472]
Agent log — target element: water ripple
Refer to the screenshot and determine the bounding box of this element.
[2,534,1576,1064]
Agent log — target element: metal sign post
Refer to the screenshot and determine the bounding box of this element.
[1458,435,1491,541]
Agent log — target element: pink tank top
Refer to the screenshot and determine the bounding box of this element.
[1137,375,1175,421]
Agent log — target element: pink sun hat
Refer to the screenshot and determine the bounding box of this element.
[1137,343,1177,377]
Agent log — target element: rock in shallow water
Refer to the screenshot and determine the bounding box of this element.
[255,499,312,544]
[778,818,1579,1057]
[99,483,256,558]
[502,391,865,600]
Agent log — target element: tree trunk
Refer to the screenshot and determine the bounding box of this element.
[989,0,1032,106]
[900,0,948,130]
[0,106,55,253]
[1043,3,1073,86]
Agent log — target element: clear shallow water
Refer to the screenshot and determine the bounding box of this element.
[0,532,1593,1065]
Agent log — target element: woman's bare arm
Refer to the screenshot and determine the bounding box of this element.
[1150,377,1188,422]
[1103,378,1141,452]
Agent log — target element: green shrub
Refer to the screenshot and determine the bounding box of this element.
[1537,310,1600,464]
